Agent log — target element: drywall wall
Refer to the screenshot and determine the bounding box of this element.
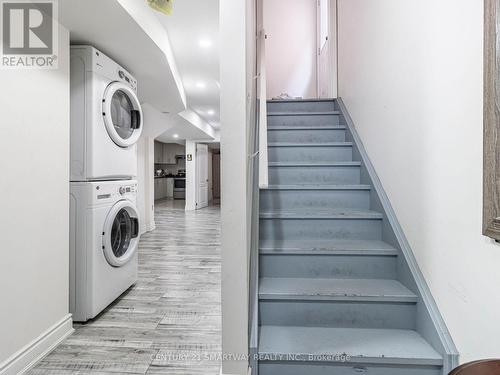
[220,0,256,372]
[137,136,155,234]
[137,104,178,235]
[264,0,317,99]
[337,0,496,363]
[0,26,73,373]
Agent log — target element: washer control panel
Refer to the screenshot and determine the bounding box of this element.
[92,182,137,203]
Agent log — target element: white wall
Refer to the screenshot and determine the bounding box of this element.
[137,136,155,234]
[264,0,317,99]
[220,0,256,373]
[0,26,73,373]
[337,0,496,364]
[137,103,177,234]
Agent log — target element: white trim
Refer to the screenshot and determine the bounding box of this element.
[0,314,73,375]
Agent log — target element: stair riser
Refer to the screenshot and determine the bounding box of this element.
[268,129,346,143]
[258,363,442,375]
[260,190,370,211]
[259,255,396,279]
[269,166,361,185]
[259,218,382,241]
[269,146,352,163]
[267,101,336,113]
[259,301,416,329]
[268,114,340,127]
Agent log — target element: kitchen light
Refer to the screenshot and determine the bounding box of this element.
[207,109,215,116]
[199,38,213,49]
[173,134,179,139]
[195,81,206,89]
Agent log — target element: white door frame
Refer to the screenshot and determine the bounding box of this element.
[196,144,209,210]
[316,0,338,98]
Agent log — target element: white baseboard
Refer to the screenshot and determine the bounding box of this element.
[0,314,74,375]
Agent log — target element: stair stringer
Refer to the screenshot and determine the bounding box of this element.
[337,98,459,375]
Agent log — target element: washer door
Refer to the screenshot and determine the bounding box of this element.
[102,200,140,267]
[102,82,143,148]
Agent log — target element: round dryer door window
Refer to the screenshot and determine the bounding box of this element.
[102,82,143,148]
[103,200,140,267]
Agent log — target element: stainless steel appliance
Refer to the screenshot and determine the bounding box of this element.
[173,178,185,200]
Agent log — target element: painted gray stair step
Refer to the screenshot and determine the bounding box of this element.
[258,361,442,375]
[259,218,383,242]
[259,278,417,303]
[260,208,383,220]
[259,254,396,279]
[259,299,416,330]
[258,326,443,366]
[267,113,341,127]
[268,162,361,185]
[267,99,336,113]
[267,126,346,143]
[259,279,417,329]
[260,185,371,210]
[268,143,353,163]
[259,239,398,256]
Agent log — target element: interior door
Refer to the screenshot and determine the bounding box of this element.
[213,153,221,200]
[196,144,209,209]
[318,0,330,98]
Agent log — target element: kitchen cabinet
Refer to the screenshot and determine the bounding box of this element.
[162,145,176,165]
[167,179,174,198]
[154,141,163,164]
[154,178,160,200]
[154,142,185,165]
[154,178,171,201]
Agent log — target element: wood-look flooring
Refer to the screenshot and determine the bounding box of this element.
[29,200,221,375]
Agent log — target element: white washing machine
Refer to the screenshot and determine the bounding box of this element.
[70,180,140,322]
[70,45,143,182]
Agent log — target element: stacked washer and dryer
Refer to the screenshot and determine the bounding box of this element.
[69,46,143,322]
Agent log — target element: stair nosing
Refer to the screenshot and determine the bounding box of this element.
[268,161,361,167]
[259,248,398,256]
[267,98,336,103]
[259,240,398,256]
[258,278,418,303]
[260,209,383,220]
[263,184,371,191]
[267,125,346,131]
[268,142,353,147]
[267,111,340,116]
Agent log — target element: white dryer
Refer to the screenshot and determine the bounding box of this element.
[70,45,143,181]
[70,180,140,322]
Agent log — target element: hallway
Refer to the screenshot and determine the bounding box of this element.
[29,201,221,375]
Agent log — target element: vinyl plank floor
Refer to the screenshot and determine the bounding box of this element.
[29,200,221,375]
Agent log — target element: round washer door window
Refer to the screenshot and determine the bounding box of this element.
[102,82,143,148]
[103,200,140,267]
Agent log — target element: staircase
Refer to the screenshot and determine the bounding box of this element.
[256,99,454,374]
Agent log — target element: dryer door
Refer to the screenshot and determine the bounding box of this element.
[102,82,143,148]
[102,200,140,267]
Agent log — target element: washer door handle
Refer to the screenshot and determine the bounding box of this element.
[131,217,139,238]
[131,110,141,130]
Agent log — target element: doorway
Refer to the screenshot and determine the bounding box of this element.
[262,0,337,99]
